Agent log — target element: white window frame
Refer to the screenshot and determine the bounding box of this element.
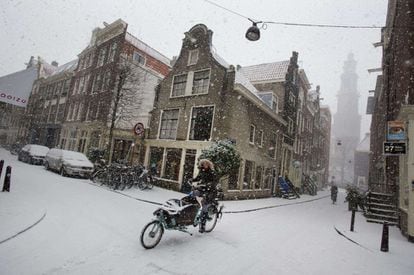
[249,125,255,144]
[77,102,83,121]
[108,42,118,62]
[288,118,294,135]
[187,105,215,141]
[192,69,210,95]
[272,94,279,113]
[268,132,278,160]
[158,109,180,140]
[170,68,211,98]
[257,129,264,147]
[187,49,199,66]
[97,48,106,67]
[85,102,91,122]
[170,73,188,97]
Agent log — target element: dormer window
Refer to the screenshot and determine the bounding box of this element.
[188,49,199,66]
[133,51,146,65]
[258,92,279,113]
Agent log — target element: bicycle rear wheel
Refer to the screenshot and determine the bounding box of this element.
[92,170,106,185]
[204,205,219,233]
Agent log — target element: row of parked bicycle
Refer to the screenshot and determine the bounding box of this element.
[9,143,155,191]
[91,162,155,191]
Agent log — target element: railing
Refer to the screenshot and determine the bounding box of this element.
[368,183,396,194]
[302,174,317,196]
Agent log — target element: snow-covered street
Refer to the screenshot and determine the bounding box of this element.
[0,148,413,275]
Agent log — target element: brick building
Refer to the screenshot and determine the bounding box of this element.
[368,0,414,241]
[144,24,286,199]
[56,19,170,163]
[24,60,77,147]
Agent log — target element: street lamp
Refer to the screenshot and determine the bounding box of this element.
[245,19,261,41]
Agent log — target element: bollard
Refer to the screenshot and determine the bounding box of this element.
[380,222,389,252]
[2,166,11,192]
[0,160,4,178]
[350,209,356,232]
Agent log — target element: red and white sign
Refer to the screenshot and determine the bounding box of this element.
[0,66,38,108]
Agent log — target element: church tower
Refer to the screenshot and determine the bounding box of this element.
[331,53,361,186]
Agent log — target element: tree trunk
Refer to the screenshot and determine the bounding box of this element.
[105,74,125,163]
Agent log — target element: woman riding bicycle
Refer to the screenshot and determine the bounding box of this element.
[191,159,218,233]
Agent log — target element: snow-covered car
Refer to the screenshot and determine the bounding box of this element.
[44,149,94,178]
[18,144,50,165]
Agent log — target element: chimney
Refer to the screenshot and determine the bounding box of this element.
[170,56,178,67]
[26,56,36,68]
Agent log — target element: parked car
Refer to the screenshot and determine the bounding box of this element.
[18,144,50,165]
[44,149,94,178]
[9,143,24,155]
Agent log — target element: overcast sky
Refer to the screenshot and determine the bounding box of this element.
[0,0,388,139]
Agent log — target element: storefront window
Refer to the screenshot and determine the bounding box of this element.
[149,147,164,176]
[164,148,182,181]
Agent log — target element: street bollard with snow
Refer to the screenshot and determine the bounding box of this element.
[0,160,4,178]
[380,222,389,252]
[350,209,356,232]
[2,166,11,192]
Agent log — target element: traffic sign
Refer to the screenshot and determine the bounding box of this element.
[133,122,145,137]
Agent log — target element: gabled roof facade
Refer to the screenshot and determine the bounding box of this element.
[242,60,290,83]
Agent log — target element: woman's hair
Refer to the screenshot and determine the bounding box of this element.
[199,159,214,170]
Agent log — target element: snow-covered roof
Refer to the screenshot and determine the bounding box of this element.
[49,60,78,77]
[234,66,286,125]
[125,33,171,67]
[242,60,290,83]
[356,133,370,152]
[40,60,58,76]
[234,67,261,96]
[299,69,312,89]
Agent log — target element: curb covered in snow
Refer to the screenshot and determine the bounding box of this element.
[334,226,373,252]
[222,195,330,213]
[0,211,47,245]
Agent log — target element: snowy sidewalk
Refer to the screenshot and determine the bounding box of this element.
[0,155,47,243]
[333,206,410,254]
[0,191,46,243]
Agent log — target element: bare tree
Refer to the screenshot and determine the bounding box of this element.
[105,56,154,162]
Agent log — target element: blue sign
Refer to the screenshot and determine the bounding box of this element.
[387,121,406,141]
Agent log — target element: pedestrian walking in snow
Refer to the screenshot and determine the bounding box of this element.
[330,180,338,204]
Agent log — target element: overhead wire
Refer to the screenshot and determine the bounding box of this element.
[204,0,385,29]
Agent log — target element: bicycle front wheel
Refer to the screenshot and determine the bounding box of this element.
[140,221,164,249]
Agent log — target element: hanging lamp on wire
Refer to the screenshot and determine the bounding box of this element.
[245,19,262,41]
